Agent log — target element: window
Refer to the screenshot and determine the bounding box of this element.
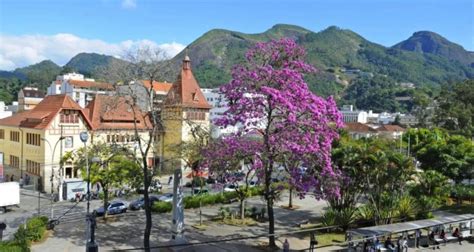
[26,160,41,175]
[10,131,20,142]
[26,133,41,146]
[186,108,206,121]
[10,155,19,168]
[0,129,4,139]
[60,110,79,124]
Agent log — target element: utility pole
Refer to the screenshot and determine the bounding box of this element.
[80,131,98,252]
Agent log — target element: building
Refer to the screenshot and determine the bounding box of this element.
[84,95,154,165]
[0,101,13,119]
[201,88,239,137]
[376,124,405,139]
[116,80,172,112]
[0,94,92,194]
[344,122,378,139]
[340,105,368,123]
[158,55,212,172]
[47,73,115,108]
[18,87,45,112]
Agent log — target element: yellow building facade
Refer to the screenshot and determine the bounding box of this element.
[159,56,211,172]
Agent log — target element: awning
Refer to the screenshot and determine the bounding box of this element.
[185,170,208,178]
[348,214,474,237]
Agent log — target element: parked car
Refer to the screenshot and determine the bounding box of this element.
[129,195,160,210]
[158,193,173,202]
[193,188,209,195]
[224,184,239,192]
[94,201,128,216]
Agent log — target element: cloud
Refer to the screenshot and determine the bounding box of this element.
[121,0,137,9]
[0,33,186,70]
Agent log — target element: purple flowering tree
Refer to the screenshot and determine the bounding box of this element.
[215,38,343,247]
[203,136,263,220]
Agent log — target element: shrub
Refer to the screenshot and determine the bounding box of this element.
[152,201,172,213]
[397,194,418,221]
[25,216,48,242]
[321,209,337,227]
[184,196,201,209]
[0,240,25,252]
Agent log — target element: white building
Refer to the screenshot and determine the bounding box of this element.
[47,73,115,108]
[0,101,12,119]
[340,105,368,123]
[201,88,239,137]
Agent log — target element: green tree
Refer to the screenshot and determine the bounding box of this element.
[71,142,140,219]
[410,170,450,217]
[435,80,474,137]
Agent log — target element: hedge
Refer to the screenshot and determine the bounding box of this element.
[0,216,49,251]
[151,186,265,213]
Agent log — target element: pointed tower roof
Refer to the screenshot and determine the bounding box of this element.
[163,54,211,109]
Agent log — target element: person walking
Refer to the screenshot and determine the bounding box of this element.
[402,237,408,252]
[283,238,290,252]
[168,176,173,185]
[415,229,421,248]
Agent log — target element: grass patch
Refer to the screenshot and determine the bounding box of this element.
[220,217,258,226]
[305,232,345,247]
[192,224,208,230]
[280,204,301,210]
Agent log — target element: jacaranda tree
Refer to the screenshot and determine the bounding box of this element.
[215,38,343,247]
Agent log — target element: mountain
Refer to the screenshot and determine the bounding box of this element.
[64,53,127,76]
[393,31,474,66]
[168,25,473,97]
[1,24,472,103]
[13,60,62,91]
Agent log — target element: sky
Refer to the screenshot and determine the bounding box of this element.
[0,0,472,70]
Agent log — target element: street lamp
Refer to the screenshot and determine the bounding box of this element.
[80,131,98,252]
[41,136,65,219]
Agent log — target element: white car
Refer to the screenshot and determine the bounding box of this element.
[224,184,239,192]
[158,193,173,202]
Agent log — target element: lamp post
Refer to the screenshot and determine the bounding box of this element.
[41,136,65,220]
[80,131,98,252]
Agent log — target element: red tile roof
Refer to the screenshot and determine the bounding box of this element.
[163,57,212,109]
[344,122,377,132]
[68,80,114,90]
[86,95,152,131]
[377,124,405,132]
[0,94,92,129]
[141,80,173,93]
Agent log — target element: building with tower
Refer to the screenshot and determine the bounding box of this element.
[158,55,212,172]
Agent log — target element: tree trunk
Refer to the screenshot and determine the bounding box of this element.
[143,165,152,252]
[103,186,109,220]
[289,187,293,208]
[240,199,245,220]
[267,196,276,247]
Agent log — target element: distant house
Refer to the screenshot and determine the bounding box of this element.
[18,87,45,112]
[0,101,12,119]
[344,122,378,139]
[376,124,405,139]
[47,73,115,108]
[340,105,368,123]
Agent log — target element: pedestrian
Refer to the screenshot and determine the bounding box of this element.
[439,229,447,245]
[415,229,421,248]
[10,174,14,182]
[19,175,24,187]
[168,176,173,185]
[283,238,290,252]
[25,174,30,185]
[397,236,402,252]
[429,231,439,249]
[452,228,462,245]
[310,232,317,252]
[402,237,408,252]
[384,237,395,251]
